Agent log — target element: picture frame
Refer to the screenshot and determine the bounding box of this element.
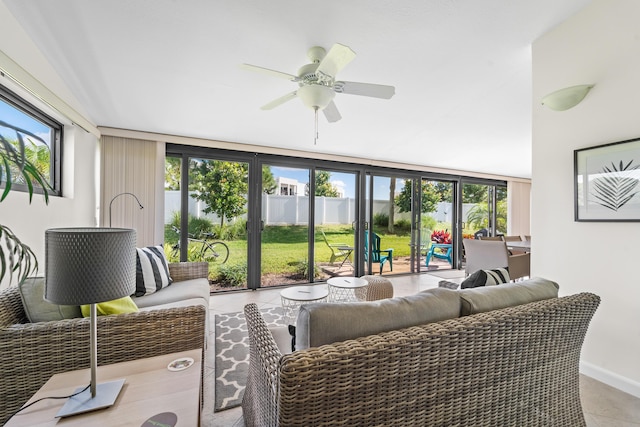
[574,137,640,221]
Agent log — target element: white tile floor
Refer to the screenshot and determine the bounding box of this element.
[201,273,640,427]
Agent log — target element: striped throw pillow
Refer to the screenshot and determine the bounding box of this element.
[135,246,173,296]
[461,268,510,289]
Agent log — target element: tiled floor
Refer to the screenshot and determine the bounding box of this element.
[201,272,640,427]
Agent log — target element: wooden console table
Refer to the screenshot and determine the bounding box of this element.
[6,349,202,426]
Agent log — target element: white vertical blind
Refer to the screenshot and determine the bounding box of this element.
[100,135,165,247]
[507,181,531,238]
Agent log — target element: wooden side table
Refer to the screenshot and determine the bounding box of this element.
[5,349,202,426]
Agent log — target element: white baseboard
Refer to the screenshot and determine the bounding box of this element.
[580,361,640,399]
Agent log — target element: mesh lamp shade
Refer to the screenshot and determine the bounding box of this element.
[45,228,137,305]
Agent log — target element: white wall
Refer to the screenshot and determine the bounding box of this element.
[0,4,99,287]
[533,0,640,397]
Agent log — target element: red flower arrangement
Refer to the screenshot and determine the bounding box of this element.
[430,230,452,244]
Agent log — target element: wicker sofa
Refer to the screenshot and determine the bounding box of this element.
[0,262,209,424]
[243,278,600,427]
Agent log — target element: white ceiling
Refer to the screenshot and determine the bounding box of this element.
[4,0,592,179]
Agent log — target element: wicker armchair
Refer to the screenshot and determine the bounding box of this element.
[243,292,600,426]
[0,262,208,424]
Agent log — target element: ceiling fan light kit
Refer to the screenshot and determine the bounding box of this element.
[541,84,594,111]
[297,84,335,110]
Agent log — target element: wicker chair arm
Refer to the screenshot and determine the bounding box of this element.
[242,303,283,427]
[0,285,27,327]
[168,262,209,282]
[0,304,206,424]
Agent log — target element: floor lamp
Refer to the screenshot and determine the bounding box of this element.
[45,227,136,417]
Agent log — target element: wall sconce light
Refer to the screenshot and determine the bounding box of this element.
[541,84,594,111]
[108,192,144,227]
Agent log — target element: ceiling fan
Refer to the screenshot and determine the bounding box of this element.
[241,43,395,123]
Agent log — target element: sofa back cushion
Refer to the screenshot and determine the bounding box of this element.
[458,277,559,316]
[296,287,460,350]
[19,277,82,322]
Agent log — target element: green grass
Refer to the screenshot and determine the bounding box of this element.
[165,223,453,286]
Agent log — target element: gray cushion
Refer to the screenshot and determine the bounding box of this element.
[136,297,207,312]
[296,287,460,350]
[18,277,82,322]
[132,278,209,308]
[458,277,559,316]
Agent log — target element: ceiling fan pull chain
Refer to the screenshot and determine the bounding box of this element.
[314,106,319,145]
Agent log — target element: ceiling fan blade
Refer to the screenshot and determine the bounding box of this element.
[240,63,300,82]
[316,43,356,81]
[334,81,395,99]
[323,101,342,123]
[261,91,298,110]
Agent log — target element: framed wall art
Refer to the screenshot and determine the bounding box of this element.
[574,137,640,221]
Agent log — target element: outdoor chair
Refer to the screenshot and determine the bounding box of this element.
[320,229,352,267]
[462,238,530,280]
[364,230,393,274]
[503,235,525,254]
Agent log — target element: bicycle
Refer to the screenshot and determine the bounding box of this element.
[170,226,230,264]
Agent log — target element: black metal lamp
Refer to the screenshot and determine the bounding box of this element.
[108,192,144,227]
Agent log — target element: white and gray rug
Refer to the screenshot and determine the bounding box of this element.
[427,269,466,279]
[214,306,284,412]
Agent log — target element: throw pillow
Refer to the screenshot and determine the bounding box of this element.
[461,268,510,289]
[288,325,297,352]
[438,280,460,290]
[18,276,82,322]
[81,296,139,317]
[135,246,173,296]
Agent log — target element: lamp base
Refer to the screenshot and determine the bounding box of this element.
[56,379,126,418]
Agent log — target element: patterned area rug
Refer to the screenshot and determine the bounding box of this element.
[214,306,284,412]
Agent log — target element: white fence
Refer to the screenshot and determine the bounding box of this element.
[165,191,477,226]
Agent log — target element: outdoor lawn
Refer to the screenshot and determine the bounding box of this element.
[164,222,453,289]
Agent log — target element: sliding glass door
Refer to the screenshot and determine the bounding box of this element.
[166,144,509,291]
[416,178,455,272]
[313,169,358,280]
[364,173,412,275]
[259,164,311,287]
[165,152,249,291]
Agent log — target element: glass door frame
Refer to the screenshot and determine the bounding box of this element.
[456,177,508,268]
[167,144,509,290]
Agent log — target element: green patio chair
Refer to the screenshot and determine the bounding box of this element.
[364,230,393,274]
[320,229,352,267]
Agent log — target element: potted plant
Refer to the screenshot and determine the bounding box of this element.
[0,120,50,286]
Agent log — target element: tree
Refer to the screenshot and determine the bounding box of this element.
[306,170,339,197]
[395,180,441,213]
[190,160,248,229]
[466,199,507,232]
[462,184,488,203]
[388,178,396,233]
[262,165,277,194]
[165,156,181,190]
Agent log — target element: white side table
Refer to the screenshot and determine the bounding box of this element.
[280,285,328,325]
[327,277,368,302]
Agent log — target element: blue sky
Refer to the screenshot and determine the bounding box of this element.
[0,99,51,146]
[270,166,404,199]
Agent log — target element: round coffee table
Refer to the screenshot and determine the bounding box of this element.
[280,285,328,325]
[327,277,368,302]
